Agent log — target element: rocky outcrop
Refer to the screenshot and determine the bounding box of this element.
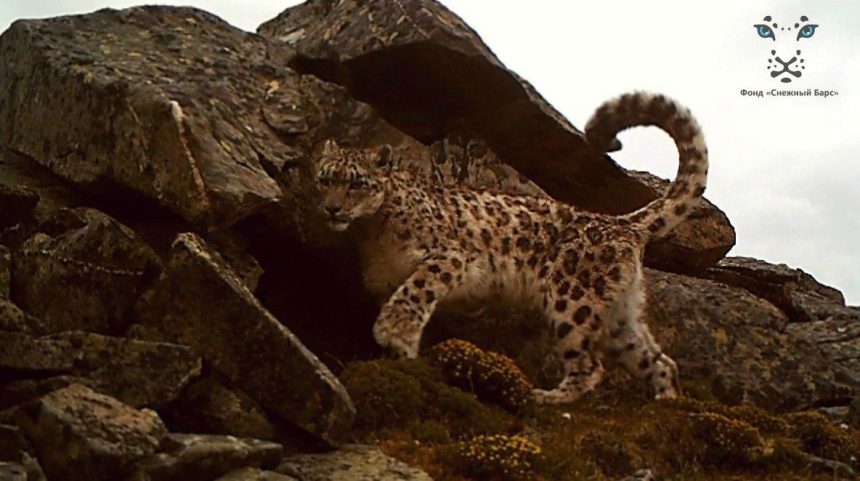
[133,233,355,444]
[258,0,735,269]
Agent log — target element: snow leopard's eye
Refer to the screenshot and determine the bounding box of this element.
[754,24,775,41]
[797,24,817,40]
[318,178,331,187]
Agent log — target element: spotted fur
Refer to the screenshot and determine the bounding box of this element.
[312,92,708,404]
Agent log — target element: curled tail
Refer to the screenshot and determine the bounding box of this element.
[585,92,709,241]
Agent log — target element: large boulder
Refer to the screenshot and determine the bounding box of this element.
[0,331,200,408]
[0,6,541,234]
[258,0,735,269]
[645,269,851,409]
[10,208,161,334]
[134,233,355,444]
[14,384,167,481]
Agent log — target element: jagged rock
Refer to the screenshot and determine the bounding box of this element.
[166,375,277,441]
[11,208,161,334]
[0,185,39,230]
[259,0,735,269]
[134,233,355,444]
[628,171,735,270]
[216,467,296,481]
[129,434,283,481]
[15,384,167,481]
[645,269,851,409]
[704,256,854,323]
[276,444,432,481]
[0,331,200,408]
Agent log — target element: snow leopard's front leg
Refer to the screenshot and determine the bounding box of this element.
[373,253,466,358]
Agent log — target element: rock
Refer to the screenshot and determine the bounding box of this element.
[134,233,355,444]
[787,318,860,389]
[0,378,83,413]
[15,384,167,481]
[259,0,735,269]
[216,468,296,481]
[165,375,277,441]
[0,331,200,408]
[645,269,851,409]
[0,424,26,461]
[129,434,283,481]
[0,299,42,334]
[617,469,656,481]
[276,444,432,481]
[628,171,735,270]
[11,208,161,334]
[703,256,855,323]
[0,185,39,230]
[49,331,202,408]
[0,462,28,481]
[0,331,77,373]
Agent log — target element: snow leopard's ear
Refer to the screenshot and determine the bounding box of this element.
[322,138,339,156]
[374,144,394,172]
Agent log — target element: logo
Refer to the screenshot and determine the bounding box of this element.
[753,15,818,83]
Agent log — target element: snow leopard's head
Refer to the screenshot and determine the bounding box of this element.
[754,15,818,83]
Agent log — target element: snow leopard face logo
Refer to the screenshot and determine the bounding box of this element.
[754,15,818,83]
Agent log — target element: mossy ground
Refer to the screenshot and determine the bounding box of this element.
[339,341,859,481]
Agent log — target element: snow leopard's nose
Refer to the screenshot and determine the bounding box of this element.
[325,205,342,216]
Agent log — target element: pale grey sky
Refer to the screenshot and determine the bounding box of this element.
[2,1,858,304]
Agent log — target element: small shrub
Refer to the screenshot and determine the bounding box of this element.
[430,338,532,411]
[783,411,858,464]
[448,434,541,480]
[689,412,764,467]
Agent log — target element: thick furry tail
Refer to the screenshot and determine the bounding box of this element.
[585,92,708,241]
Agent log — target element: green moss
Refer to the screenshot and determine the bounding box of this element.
[429,339,533,411]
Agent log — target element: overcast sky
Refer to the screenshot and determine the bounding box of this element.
[2,1,858,304]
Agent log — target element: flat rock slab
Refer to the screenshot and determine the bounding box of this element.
[645,269,851,409]
[15,383,167,481]
[130,434,284,481]
[11,208,161,334]
[0,331,200,408]
[788,318,860,389]
[135,233,355,444]
[276,444,432,481]
[259,0,735,269]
